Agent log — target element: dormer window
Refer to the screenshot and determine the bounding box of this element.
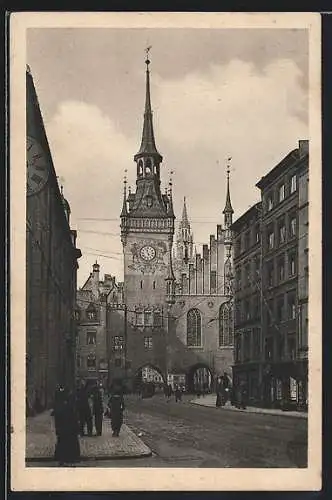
[86,304,97,321]
[146,195,153,208]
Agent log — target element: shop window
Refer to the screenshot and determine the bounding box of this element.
[187,308,202,347]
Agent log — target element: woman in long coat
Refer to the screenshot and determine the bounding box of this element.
[54,389,80,465]
[107,388,125,437]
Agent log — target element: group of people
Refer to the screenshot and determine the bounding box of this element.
[216,372,248,409]
[164,383,185,402]
[51,381,125,466]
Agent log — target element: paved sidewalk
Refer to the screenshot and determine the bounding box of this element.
[191,394,308,419]
[26,410,152,461]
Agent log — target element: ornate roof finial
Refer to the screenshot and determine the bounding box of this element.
[169,170,174,196]
[223,157,234,215]
[121,169,128,217]
[134,46,162,162]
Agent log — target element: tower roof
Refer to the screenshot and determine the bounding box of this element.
[134,51,162,162]
[223,163,234,215]
[180,196,190,228]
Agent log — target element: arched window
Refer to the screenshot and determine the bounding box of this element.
[219,301,234,346]
[187,308,202,347]
[138,160,143,176]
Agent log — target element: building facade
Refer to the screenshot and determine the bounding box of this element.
[109,55,234,391]
[26,66,81,414]
[231,202,262,403]
[231,140,309,410]
[76,262,123,389]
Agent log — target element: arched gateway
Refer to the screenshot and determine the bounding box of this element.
[187,363,213,394]
[134,364,166,394]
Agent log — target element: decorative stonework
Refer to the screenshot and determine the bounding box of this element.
[128,239,168,274]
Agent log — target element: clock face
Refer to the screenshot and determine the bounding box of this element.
[27,136,50,196]
[140,245,156,262]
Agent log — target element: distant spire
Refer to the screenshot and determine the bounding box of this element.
[134,47,162,161]
[181,196,190,227]
[223,157,234,215]
[120,169,128,217]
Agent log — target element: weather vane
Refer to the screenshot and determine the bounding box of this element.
[145,45,152,65]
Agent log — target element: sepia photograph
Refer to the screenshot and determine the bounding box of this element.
[10,11,322,491]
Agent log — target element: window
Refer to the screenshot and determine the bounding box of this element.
[253,328,261,359]
[255,224,260,244]
[278,218,286,245]
[87,354,96,370]
[276,295,284,322]
[289,251,296,276]
[244,231,250,250]
[244,263,250,288]
[287,335,296,360]
[210,271,217,294]
[86,308,97,321]
[76,355,81,368]
[278,184,285,203]
[252,293,260,319]
[114,357,122,367]
[140,280,143,289]
[219,301,234,346]
[86,331,96,345]
[266,261,274,288]
[265,337,274,360]
[153,281,156,290]
[287,292,296,320]
[243,330,251,361]
[266,193,274,212]
[153,310,162,328]
[236,267,242,291]
[187,308,202,347]
[136,310,144,326]
[144,309,153,327]
[113,335,124,351]
[144,336,153,349]
[289,214,297,238]
[290,174,297,194]
[267,226,275,250]
[277,256,285,282]
[267,300,274,326]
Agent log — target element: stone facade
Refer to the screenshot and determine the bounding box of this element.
[76,263,123,389]
[232,140,309,410]
[26,66,81,414]
[112,57,234,392]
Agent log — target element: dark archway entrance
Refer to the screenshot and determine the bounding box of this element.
[134,364,166,395]
[187,364,213,394]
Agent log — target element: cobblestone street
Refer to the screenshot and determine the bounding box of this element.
[27,394,307,468]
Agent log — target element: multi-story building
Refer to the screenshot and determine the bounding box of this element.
[231,202,262,403]
[26,66,81,414]
[76,262,123,389]
[231,140,308,409]
[107,55,234,392]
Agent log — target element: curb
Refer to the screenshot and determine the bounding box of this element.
[190,401,308,419]
[26,449,152,462]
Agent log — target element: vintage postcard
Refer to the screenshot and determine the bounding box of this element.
[10,11,322,491]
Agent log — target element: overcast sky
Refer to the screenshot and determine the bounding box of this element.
[27,27,308,286]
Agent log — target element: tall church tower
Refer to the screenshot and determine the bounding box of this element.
[173,197,194,284]
[223,161,234,295]
[120,52,176,348]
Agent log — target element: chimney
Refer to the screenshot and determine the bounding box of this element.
[299,139,309,158]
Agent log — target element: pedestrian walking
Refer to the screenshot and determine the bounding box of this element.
[77,381,93,436]
[220,371,230,406]
[239,380,248,409]
[54,388,80,466]
[107,387,125,437]
[216,377,222,407]
[92,385,104,436]
[174,385,182,402]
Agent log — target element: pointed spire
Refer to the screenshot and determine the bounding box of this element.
[120,170,128,217]
[181,196,190,227]
[223,157,234,215]
[134,47,162,162]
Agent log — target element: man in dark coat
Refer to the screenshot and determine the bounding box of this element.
[92,385,104,436]
[216,377,223,407]
[220,371,230,406]
[54,389,80,466]
[77,381,92,436]
[107,388,125,437]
